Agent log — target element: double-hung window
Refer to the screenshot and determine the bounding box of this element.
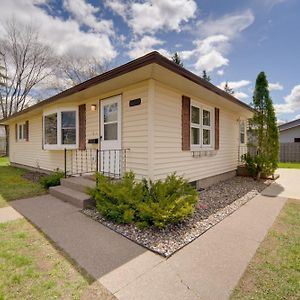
[191,103,213,149]
[239,120,246,144]
[43,108,78,149]
[18,123,26,141]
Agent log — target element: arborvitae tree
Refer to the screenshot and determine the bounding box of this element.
[171,52,183,67]
[224,81,234,95]
[247,71,279,178]
[202,70,211,82]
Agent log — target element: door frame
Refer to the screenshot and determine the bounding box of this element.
[99,94,122,151]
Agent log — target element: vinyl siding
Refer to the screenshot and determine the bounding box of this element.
[152,81,241,182]
[9,81,149,177]
[279,126,300,143]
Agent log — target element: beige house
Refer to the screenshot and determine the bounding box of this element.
[1,52,253,187]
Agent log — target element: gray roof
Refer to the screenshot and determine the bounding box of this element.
[278,118,300,132]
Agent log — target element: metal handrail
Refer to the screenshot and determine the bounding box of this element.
[64,148,129,179]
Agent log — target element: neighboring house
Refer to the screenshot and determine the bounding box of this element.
[278,119,300,143]
[0,126,6,155]
[0,52,253,187]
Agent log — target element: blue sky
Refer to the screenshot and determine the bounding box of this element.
[1,0,299,122]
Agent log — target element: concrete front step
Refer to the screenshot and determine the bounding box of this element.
[60,177,96,193]
[49,185,93,209]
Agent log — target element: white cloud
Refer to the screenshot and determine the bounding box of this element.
[0,0,117,62]
[269,82,283,91]
[128,35,165,59]
[217,69,224,76]
[235,91,249,100]
[195,10,255,39]
[192,35,229,72]
[218,80,251,89]
[180,50,195,60]
[275,85,300,114]
[195,50,228,72]
[105,0,197,35]
[181,10,254,73]
[277,119,286,125]
[293,114,300,120]
[63,0,114,36]
[105,0,127,16]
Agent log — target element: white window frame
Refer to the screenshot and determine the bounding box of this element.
[43,107,79,150]
[17,123,26,141]
[239,120,246,145]
[190,101,214,150]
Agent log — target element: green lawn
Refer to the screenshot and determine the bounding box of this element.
[0,219,113,300]
[0,157,45,208]
[278,162,300,169]
[231,199,300,300]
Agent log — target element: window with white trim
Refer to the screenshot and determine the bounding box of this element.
[239,120,246,144]
[43,109,78,149]
[18,123,26,141]
[191,103,213,148]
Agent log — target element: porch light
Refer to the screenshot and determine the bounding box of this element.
[91,104,97,111]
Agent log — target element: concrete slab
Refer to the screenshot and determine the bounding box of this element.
[262,168,300,199]
[11,195,146,279]
[99,251,163,294]
[115,260,200,300]
[0,206,23,223]
[208,195,287,243]
[166,194,287,300]
[105,193,287,300]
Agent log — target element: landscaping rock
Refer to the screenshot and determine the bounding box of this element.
[82,176,271,257]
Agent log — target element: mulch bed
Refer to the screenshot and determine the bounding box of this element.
[82,176,272,257]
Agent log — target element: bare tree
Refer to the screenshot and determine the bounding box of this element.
[0,19,57,155]
[0,19,57,119]
[51,54,110,92]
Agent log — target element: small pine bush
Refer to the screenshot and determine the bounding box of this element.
[89,172,198,229]
[39,169,65,189]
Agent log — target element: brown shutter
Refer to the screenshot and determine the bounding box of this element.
[15,123,18,142]
[25,120,29,141]
[182,95,191,151]
[215,108,220,150]
[79,104,86,150]
[41,116,44,150]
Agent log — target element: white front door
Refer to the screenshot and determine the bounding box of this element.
[100,95,122,176]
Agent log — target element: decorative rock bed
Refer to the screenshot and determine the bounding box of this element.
[82,176,271,257]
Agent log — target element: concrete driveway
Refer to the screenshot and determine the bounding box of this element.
[262,168,300,199]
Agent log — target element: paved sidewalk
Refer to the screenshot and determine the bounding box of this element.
[262,168,300,199]
[11,195,147,279]
[10,174,293,300]
[101,193,287,300]
[0,206,23,223]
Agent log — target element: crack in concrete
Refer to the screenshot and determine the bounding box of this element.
[167,261,203,299]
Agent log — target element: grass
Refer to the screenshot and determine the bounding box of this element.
[0,219,112,299]
[278,162,300,169]
[231,199,300,300]
[0,157,45,208]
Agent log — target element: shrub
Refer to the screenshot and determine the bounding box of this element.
[89,172,198,229]
[39,169,65,189]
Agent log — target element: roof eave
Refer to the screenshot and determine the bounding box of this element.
[0,51,254,123]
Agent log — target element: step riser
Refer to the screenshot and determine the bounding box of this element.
[60,179,91,193]
[49,187,92,209]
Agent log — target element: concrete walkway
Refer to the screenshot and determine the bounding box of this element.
[10,169,297,300]
[0,206,23,223]
[11,195,146,279]
[262,168,300,199]
[100,194,287,300]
